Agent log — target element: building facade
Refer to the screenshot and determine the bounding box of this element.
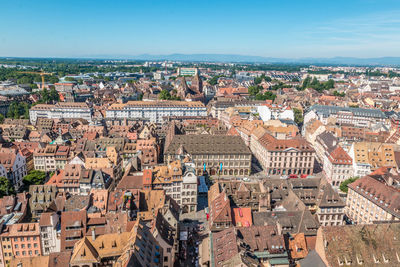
[346,175,400,224]
[39,213,60,255]
[323,146,353,188]
[106,101,207,123]
[164,135,252,177]
[251,132,315,176]
[29,102,92,124]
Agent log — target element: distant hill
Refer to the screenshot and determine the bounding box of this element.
[83,53,400,66]
[3,54,400,66]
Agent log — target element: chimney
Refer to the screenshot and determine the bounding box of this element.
[91,227,96,241]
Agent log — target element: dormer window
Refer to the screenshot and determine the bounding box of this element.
[373,255,380,264]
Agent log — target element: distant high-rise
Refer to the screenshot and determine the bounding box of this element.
[177,67,198,76]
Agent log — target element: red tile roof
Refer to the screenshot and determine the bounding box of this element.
[232,207,252,227]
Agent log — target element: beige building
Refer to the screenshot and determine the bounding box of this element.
[346,175,400,224]
[151,160,198,213]
[251,129,315,176]
[33,145,70,172]
[323,145,353,188]
[164,135,251,177]
[349,141,397,177]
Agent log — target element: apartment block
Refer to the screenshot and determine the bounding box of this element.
[106,101,207,123]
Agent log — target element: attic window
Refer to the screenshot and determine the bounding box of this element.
[373,255,380,264]
[382,253,389,263]
[356,254,363,265]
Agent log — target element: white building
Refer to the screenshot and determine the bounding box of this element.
[257,105,294,122]
[181,162,198,213]
[0,149,27,189]
[348,143,371,178]
[177,67,198,76]
[152,160,198,213]
[29,102,92,124]
[106,101,207,123]
[306,105,388,128]
[39,213,61,255]
[323,146,353,188]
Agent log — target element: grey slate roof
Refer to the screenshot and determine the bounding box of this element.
[252,210,319,236]
[316,132,337,151]
[309,105,386,119]
[165,135,251,155]
[299,250,326,267]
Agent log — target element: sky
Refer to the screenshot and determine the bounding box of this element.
[1,0,400,58]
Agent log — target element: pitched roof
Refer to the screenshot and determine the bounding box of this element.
[232,207,252,227]
[258,133,314,152]
[212,228,239,266]
[70,237,100,264]
[165,134,251,155]
[209,192,231,225]
[320,223,400,266]
[327,146,352,165]
[348,176,400,218]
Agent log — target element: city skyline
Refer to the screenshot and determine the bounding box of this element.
[2,0,400,58]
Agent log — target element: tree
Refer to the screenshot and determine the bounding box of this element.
[17,76,34,84]
[333,90,345,97]
[49,87,60,103]
[340,177,359,193]
[299,76,335,92]
[41,88,50,103]
[0,177,15,197]
[48,76,59,84]
[64,77,76,82]
[22,170,46,191]
[255,91,276,101]
[0,114,4,123]
[158,89,180,101]
[325,79,335,89]
[293,108,303,125]
[208,75,223,86]
[248,85,261,96]
[7,102,30,119]
[159,89,172,100]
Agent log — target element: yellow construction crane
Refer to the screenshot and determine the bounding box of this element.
[17,71,53,89]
